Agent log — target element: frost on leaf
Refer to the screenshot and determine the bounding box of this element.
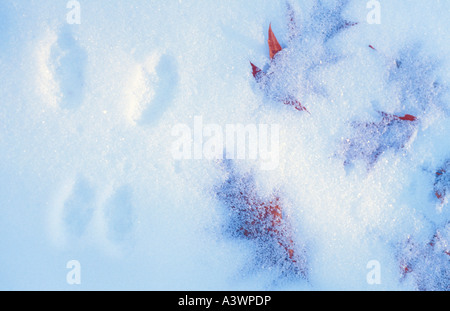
[250,24,308,112]
[370,44,445,116]
[250,23,308,113]
[389,45,444,115]
[338,44,440,170]
[249,2,358,114]
[216,161,307,278]
[397,224,450,290]
[434,160,450,204]
[340,111,418,169]
[307,0,358,42]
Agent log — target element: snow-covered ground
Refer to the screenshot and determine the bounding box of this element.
[1,0,449,290]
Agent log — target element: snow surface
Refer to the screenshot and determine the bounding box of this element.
[1,0,450,290]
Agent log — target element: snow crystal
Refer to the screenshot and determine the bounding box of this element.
[0,0,449,290]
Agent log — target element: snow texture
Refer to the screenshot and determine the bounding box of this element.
[1,0,450,290]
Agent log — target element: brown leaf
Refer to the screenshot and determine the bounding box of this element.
[250,62,261,78]
[268,23,282,59]
[380,111,417,122]
[397,114,417,122]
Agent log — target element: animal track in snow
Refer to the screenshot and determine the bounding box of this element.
[50,176,136,250]
[48,26,87,109]
[123,53,178,125]
[103,185,135,243]
[139,54,178,125]
[62,176,96,238]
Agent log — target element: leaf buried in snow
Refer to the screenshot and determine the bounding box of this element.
[268,23,282,59]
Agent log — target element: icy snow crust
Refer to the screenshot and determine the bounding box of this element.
[0,0,449,290]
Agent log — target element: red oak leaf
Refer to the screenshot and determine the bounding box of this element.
[250,62,265,83]
[250,24,308,114]
[380,111,418,122]
[396,114,417,122]
[268,23,282,59]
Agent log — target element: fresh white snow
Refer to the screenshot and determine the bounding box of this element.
[0,0,449,290]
